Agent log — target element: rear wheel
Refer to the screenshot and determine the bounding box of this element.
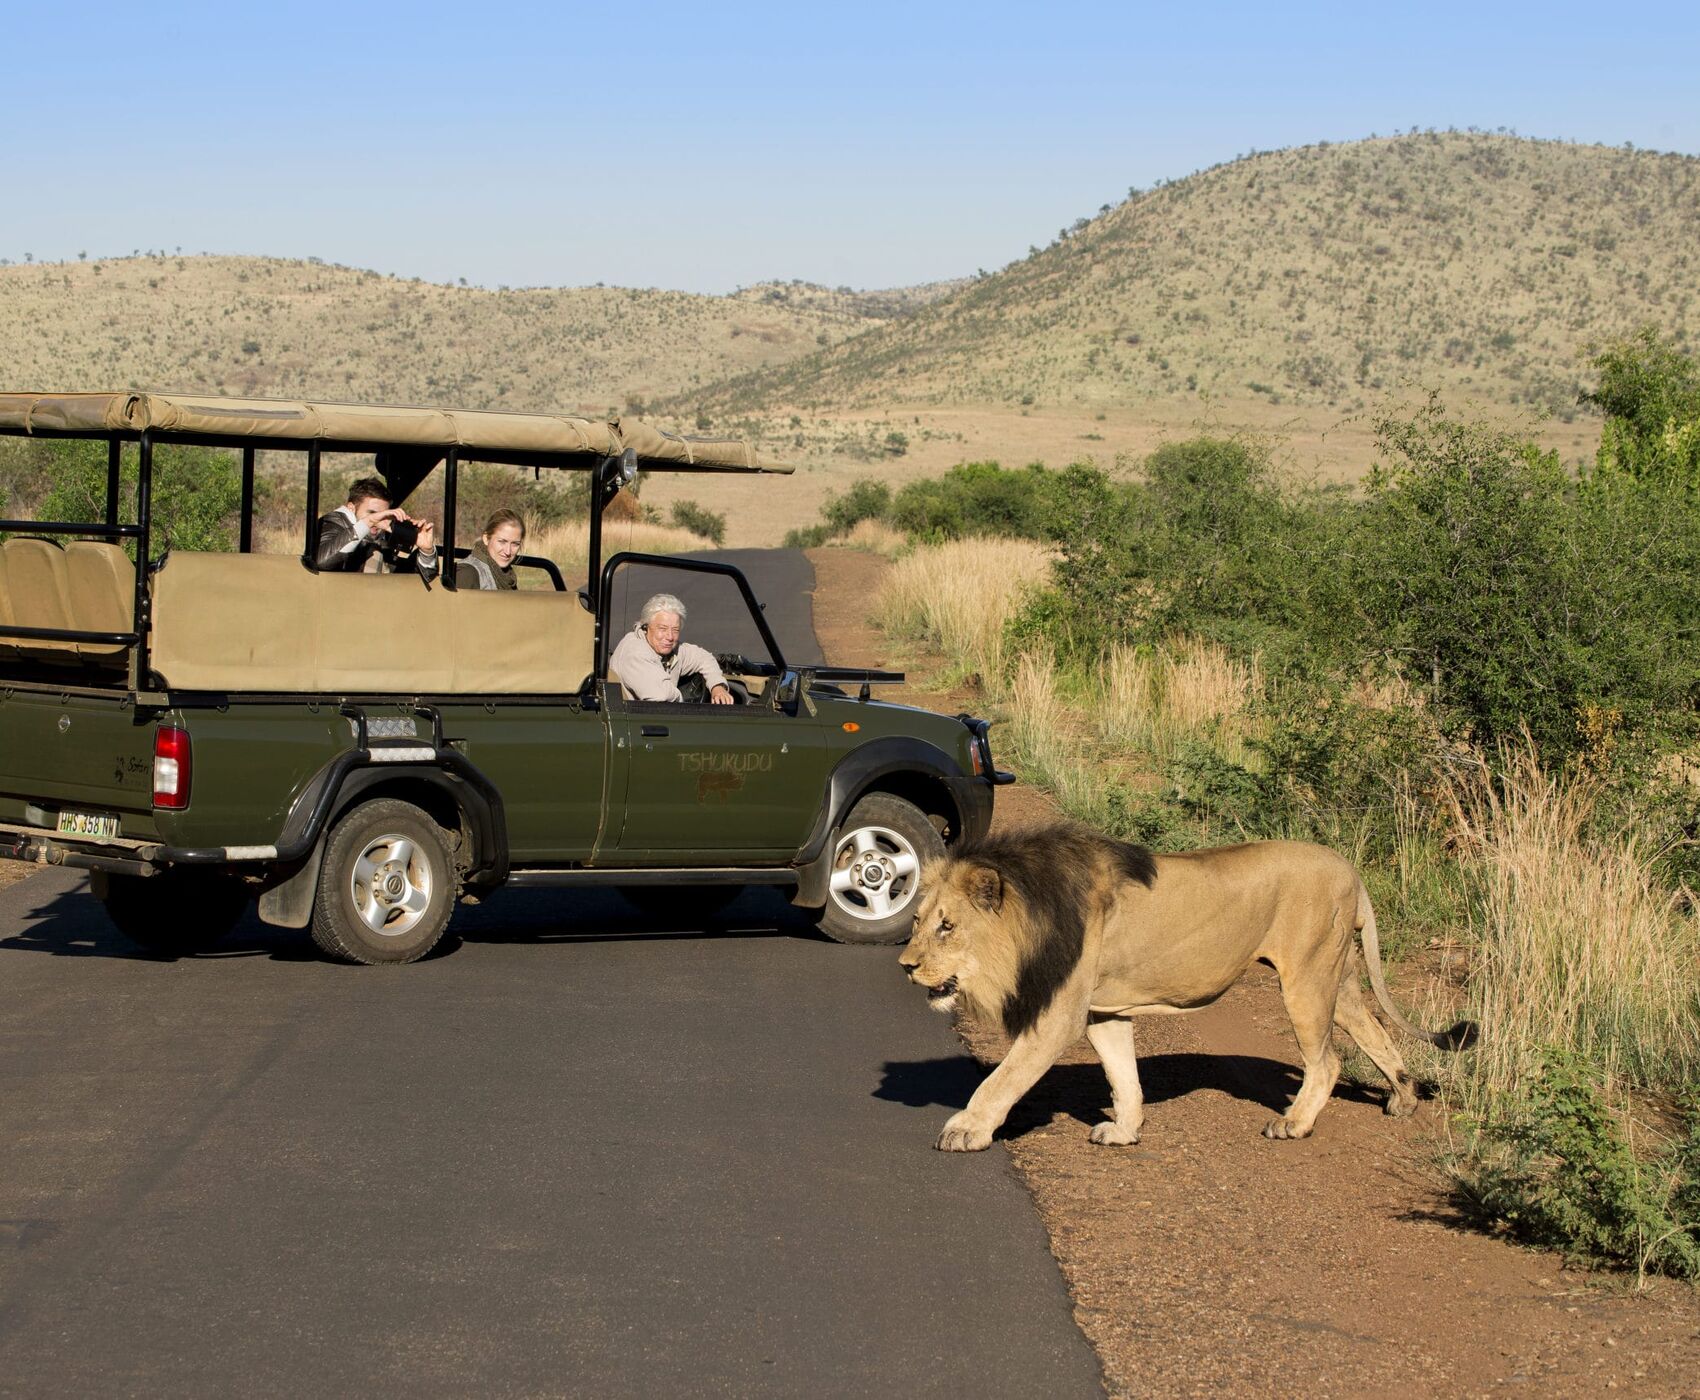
[98,869,250,956]
[816,793,943,945]
[310,799,458,965]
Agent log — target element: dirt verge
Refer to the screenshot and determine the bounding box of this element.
[808,545,1700,1399]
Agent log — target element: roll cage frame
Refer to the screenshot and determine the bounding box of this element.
[0,421,721,691]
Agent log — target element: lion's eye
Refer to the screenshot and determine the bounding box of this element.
[937,920,953,937]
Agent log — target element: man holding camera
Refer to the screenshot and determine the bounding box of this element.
[315,476,439,581]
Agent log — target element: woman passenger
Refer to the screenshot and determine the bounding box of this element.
[455,510,526,591]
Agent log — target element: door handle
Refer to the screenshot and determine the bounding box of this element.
[641,724,670,737]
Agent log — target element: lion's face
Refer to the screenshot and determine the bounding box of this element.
[899,863,1003,1016]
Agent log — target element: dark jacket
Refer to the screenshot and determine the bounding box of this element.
[314,509,438,581]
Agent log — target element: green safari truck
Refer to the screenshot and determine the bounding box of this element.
[0,392,1010,963]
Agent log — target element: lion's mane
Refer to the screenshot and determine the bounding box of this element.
[948,825,1156,1036]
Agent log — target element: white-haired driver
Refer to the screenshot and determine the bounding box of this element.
[609,592,733,704]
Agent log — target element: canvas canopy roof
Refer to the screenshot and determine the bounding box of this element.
[0,391,792,474]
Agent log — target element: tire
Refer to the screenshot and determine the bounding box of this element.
[99,869,250,956]
[310,799,458,965]
[621,884,740,921]
[816,792,944,945]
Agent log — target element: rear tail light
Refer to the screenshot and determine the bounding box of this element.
[153,726,191,809]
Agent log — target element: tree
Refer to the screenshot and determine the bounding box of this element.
[1582,328,1700,485]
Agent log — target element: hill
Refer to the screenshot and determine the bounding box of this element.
[0,256,930,414]
[685,133,1698,422]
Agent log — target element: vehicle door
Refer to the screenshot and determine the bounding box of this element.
[598,558,828,860]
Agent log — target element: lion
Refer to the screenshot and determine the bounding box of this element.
[899,824,1476,1152]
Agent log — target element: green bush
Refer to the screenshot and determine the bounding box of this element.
[888,461,1060,541]
[782,524,831,549]
[1355,400,1700,754]
[821,478,891,535]
[39,439,245,555]
[1583,327,1700,484]
[668,498,727,546]
[1451,1050,1700,1280]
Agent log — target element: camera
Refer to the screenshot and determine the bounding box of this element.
[379,518,421,555]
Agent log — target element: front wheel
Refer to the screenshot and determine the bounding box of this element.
[310,799,458,965]
[816,793,943,945]
[98,869,250,956]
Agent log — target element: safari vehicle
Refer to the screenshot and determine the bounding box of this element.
[0,391,1011,963]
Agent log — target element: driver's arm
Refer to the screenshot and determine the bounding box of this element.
[675,641,730,701]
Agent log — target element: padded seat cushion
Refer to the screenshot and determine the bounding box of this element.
[0,538,79,660]
[64,541,135,659]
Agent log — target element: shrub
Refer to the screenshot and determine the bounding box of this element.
[39,439,245,555]
[1355,400,1700,754]
[668,498,726,546]
[1450,1051,1700,1281]
[1583,327,1700,484]
[888,461,1060,541]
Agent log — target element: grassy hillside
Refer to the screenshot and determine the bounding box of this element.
[686,133,1698,421]
[0,256,931,414]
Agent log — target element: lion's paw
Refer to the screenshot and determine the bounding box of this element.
[1384,1093,1419,1119]
[1089,1120,1140,1147]
[1262,1116,1314,1141]
[935,1113,994,1152]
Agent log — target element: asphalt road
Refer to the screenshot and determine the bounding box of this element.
[0,552,1100,1397]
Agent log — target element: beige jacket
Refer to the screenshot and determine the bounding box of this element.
[609,628,727,701]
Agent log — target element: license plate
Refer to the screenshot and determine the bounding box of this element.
[57,809,122,840]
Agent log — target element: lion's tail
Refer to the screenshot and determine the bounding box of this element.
[1355,881,1478,1051]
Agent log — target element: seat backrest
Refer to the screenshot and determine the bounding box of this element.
[1,538,79,661]
[64,541,136,661]
[151,552,597,694]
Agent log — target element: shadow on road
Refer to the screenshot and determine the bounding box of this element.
[0,879,827,962]
[876,1051,1389,1140]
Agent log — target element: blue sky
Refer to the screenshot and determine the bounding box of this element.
[5,1,1696,293]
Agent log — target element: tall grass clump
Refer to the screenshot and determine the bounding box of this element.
[1404,740,1700,1281]
[875,537,1049,695]
[1096,638,1266,769]
[1444,742,1700,1096]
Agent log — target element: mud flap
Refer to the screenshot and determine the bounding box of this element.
[257,834,327,929]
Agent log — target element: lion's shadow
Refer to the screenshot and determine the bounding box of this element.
[875,1051,1386,1139]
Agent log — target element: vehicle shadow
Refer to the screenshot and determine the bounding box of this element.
[451,886,824,946]
[0,884,319,962]
[876,1052,1388,1140]
[0,879,824,963]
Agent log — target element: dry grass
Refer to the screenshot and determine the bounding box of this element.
[1005,652,1117,820]
[1095,637,1264,768]
[1437,742,1700,1101]
[841,517,909,558]
[875,537,1050,694]
[526,518,715,578]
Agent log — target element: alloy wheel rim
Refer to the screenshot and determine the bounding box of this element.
[827,823,922,923]
[349,833,433,937]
